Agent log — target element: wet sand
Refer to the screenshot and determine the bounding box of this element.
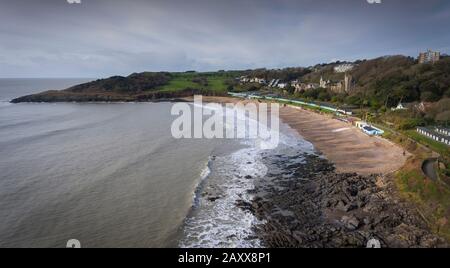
[279,105,409,175]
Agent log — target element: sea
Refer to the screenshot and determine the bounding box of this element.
[0,78,314,248]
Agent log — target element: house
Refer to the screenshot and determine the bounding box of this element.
[392,102,408,111]
[273,79,280,87]
[238,76,250,83]
[268,79,280,87]
[330,81,343,93]
[293,83,305,92]
[319,77,329,88]
[257,78,267,84]
[336,109,353,116]
[308,83,319,90]
[277,83,287,89]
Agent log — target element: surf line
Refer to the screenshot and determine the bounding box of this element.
[170,95,280,150]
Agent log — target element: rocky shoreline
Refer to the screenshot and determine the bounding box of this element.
[10,88,226,103]
[236,153,448,248]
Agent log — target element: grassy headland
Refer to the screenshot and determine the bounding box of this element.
[11,71,238,103]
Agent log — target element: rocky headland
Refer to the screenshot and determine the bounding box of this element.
[10,72,227,103]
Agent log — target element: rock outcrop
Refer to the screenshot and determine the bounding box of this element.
[237,154,447,248]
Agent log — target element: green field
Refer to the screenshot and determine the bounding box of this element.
[155,72,233,93]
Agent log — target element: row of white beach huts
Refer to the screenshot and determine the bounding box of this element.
[416,127,450,146]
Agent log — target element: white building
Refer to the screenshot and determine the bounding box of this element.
[277,83,287,89]
[392,102,408,111]
[272,79,280,87]
[319,76,330,88]
[334,64,354,73]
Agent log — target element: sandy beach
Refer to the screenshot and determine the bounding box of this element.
[186,96,409,176]
[279,105,409,175]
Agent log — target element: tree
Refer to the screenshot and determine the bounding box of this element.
[421,91,439,102]
[318,91,331,101]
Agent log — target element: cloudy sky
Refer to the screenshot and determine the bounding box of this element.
[0,0,449,78]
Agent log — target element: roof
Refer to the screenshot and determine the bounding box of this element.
[417,127,450,142]
[435,126,450,132]
[363,126,377,132]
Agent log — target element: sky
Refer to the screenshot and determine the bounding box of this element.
[0,0,449,78]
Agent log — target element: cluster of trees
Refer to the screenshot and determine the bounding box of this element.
[275,56,449,111]
[351,56,450,108]
[425,98,450,123]
[340,57,447,112]
[292,88,332,101]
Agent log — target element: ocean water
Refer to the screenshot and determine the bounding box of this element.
[0,79,314,248]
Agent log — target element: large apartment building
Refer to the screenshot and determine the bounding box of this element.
[418,49,440,64]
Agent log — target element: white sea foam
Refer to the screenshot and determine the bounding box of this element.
[179,103,315,248]
[180,146,267,248]
[200,161,211,180]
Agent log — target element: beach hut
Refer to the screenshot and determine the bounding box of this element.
[355,121,368,129]
[417,127,450,146]
[435,127,450,136]
[361,125,384,136]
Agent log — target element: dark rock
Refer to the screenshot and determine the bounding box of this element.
[235,200,253,212]
[341,216,360,231]
[207,196,221,202]
[239,153,448,248]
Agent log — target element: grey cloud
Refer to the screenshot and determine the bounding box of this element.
[0,0,449,77]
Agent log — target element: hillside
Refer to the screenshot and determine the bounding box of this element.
[350,56,450,107]
[238,56,450,124]
[297,56,450,108]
